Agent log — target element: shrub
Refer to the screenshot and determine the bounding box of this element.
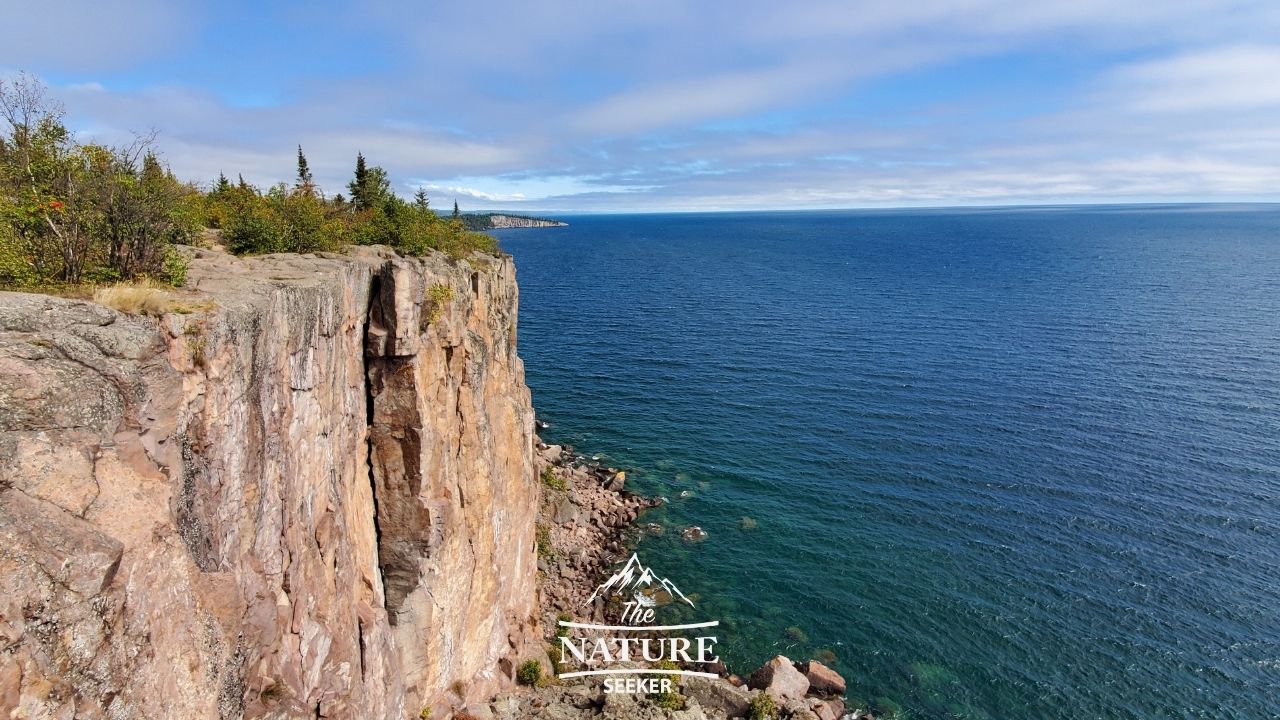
[516,659,543,687]
[535,523,554,560]
[161,246,189,287]
[655,691,685,710]
[426,282,455,323]
[748,692,779,720]
[541,466,567,491]
[1,75,200,285]
[651,660,685,710]
[0,222,38,287]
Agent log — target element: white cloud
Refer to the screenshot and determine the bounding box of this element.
[1107,45,1280,112]
[0,0,194,71]
[8,1,1280,210]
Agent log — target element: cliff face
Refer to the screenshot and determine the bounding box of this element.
[0,246,542,719]
[483,215,568,229]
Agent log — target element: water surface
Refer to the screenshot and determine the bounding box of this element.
[497,206,1280,719]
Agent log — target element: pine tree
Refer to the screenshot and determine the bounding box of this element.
[413,189,430,210]
[452,200,460,219]
[295,145,313,191]
[215,172,231,194]
[349,152,369,209]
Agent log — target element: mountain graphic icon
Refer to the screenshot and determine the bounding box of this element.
[585,553,695,608]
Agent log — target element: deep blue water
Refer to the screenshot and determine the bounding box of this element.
[495,206,1280,720]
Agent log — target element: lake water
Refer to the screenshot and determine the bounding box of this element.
[496,205,1280,719]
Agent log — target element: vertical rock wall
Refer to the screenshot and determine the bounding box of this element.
[0,246,542,719]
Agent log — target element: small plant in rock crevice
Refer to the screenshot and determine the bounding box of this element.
[541,466,567,491]
[516,659,544,687]
[426,282,454,324]
[535,523,555,560]
[748,692,779,720]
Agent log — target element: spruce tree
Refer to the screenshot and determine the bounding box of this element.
[349,153,369,209]
[414,189,430,209]
[452,200,460,219]
[295,145,313,190]
[215,172,231,193]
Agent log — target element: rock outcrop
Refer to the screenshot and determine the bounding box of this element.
[748,655,810,703]
[0,246,542,718]
[483,214,568,229]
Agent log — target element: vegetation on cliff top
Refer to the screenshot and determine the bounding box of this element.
[0,73,496,291]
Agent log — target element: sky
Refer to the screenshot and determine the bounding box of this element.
[3,0,1280,212]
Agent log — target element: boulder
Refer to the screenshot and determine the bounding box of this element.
[807,696,843,720]
[747,655,810,702]
[605,470,626,491]
[683,676,752,717]
[799,659,846,696]
[783,698,821,720]
[553,497,579,525]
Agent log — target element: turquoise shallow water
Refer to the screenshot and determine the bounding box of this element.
[495,206,1280,719]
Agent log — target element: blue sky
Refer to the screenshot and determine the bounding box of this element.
[4,0,1280,211]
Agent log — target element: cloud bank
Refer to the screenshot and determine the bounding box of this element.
[6,0,1280,211]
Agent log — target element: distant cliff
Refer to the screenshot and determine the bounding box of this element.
[459,213,568,230]
[0,246,543,719]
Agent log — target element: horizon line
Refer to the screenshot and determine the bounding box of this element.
[471,200,1280,217]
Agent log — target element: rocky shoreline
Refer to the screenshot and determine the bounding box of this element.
[533,435,658,626]
[487,432,880,720]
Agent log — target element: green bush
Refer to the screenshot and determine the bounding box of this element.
[1,74,201,285]
[0,222,38,287]
[651,660,685,710]
[541,466,567,491]
[2,73,502,289]
[516,659,544,687]
[161,246,189,287]
[554,613,572,638]
[535,523,554,560]
[748,692,778,720]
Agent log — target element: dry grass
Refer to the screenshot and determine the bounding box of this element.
[93,279,214,316]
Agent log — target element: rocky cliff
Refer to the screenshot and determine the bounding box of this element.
[484,215,567,230]
[0,246,543,719]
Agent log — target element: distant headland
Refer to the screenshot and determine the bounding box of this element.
[459,212,569,230]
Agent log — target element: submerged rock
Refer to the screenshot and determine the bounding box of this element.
[681,526,709,542]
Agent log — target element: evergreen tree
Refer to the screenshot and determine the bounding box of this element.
[452,200,460,219]
[413,189,430,209]
[215,172,231,193]
[295,145,313,191]
[349,152,369,209]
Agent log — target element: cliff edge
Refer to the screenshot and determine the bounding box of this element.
[0,246,542,719]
